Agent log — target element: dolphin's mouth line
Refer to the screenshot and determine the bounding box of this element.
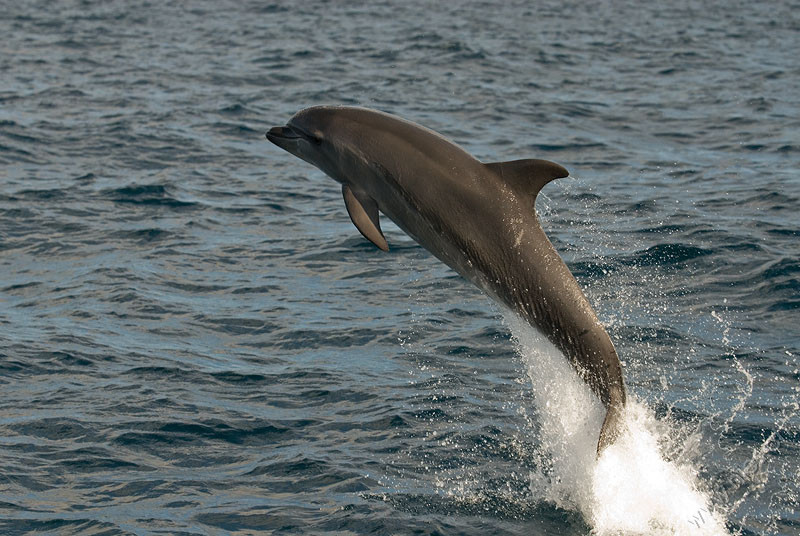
[266,125,302,142]
[267,124,322,147]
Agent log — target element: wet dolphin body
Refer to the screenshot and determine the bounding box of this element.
[267,106,626,453]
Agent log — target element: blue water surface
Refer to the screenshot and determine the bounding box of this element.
[1,1,798,534]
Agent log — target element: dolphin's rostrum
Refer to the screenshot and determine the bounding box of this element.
[267,106,626,453]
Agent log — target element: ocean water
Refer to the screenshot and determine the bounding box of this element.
[1,1,798,535]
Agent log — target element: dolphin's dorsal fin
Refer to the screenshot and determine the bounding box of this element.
[342,184,389,251]
[485,159,569,199]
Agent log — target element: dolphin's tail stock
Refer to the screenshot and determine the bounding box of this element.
[597,400,625,454]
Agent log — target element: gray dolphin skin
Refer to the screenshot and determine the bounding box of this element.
[267,106,626,453]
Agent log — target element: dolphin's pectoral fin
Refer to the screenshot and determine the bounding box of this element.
[342,184,389,251]
[485,159,569,199]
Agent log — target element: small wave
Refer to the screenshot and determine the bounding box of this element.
[530,142,607,152]
[613,324,686,344]
[218,103,248,115]
[625,243,713,267]
[768,299,800,311]
[113,419,295,447]
[0,128,41,145]
[11,418,94,441]
[0,143,38,163]
[760,257,799,280]
[205,121,262,137]
[109,228,173,243]
[742,191,798,211]
[776,144,799,153]
[272,327,386,350]
[193,315,278,335]
[0,519,121,534]
[106,184,198,208]
[231,285,282,295]
[635,223,689,235]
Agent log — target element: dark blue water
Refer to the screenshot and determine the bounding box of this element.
[1,1,798,534]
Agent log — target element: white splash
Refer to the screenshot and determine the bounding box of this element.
[506,313,730,536]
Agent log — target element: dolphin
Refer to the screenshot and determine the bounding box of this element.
[266,106,626,453]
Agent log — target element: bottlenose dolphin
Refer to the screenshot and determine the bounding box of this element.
[267,106,626,453]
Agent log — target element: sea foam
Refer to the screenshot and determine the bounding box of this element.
[506,313,729,535]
